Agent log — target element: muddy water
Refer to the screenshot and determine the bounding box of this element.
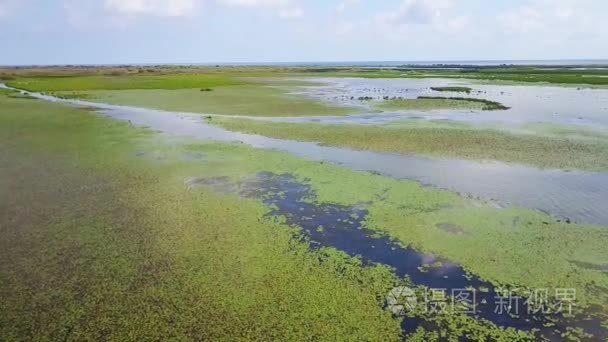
[190,172,607,340]
[4,83,608,225]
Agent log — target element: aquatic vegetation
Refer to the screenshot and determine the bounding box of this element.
[2,92,607,339]
[430,86,473,93]
[49,91,97,100]
[192,172,547,339]
[519,123,608,141]
[211,118,608,171]
[376,97,489,111]
[183,142,608,338]
[0,94,401,340]
[417,96,510,110]
[374,96,508,111]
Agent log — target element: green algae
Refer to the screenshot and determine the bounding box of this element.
[0,94,401,340]
[1,93,607,340]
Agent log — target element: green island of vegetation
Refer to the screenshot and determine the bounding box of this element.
[376,96,509,111]
[430,86,473,93]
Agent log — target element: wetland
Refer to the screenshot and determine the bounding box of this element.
[2,65,608,341]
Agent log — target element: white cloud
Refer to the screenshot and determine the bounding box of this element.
[334,0,360,14]
[388,0,453,25]
[0,0,20,19]
[62,0,304,29]
[372,0,468,38]
[219,0,303,17]
[498,0,598,38]
[62,0,203,29]
[104,0,198,17]
[493,0,608,58]
[499,6,546,35]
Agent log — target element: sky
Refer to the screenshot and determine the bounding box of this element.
[0,0,607,65]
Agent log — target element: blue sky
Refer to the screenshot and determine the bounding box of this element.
[1,0,607,65]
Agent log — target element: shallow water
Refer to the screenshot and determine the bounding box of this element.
[4,83,608,225]
[191,172,607,339]
[102,107,608,225]
[280,78,608,128]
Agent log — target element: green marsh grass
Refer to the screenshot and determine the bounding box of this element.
[212,118,608,171]
[7,74,247,91]
[5,66,608,89]
[377,97,489,111]
[62,86,359,116]
[2,93,607,339]
[416,96,509,110]
[0,94,401,340]
[430,86,473,93]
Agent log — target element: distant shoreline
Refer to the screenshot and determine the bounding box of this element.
[2,59,608,69]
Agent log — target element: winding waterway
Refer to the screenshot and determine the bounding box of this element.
[3,83,608,225]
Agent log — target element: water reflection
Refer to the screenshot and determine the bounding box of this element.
[4,83,608,225]
[280,78,608,128]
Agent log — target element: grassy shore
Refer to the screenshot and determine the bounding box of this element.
[56,86,358,116]
[4,66,608,89]
[6,73,358,117]
[211,118,608,171]
[6,74,248,91]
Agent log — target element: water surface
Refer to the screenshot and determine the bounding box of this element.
[4,83,608,225]
[191,172,607,340]
[279,78,608,128]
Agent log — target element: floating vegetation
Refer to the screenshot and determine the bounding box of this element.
[0,95,402,340]
[191,172,607,340]
[417,96,510,110]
